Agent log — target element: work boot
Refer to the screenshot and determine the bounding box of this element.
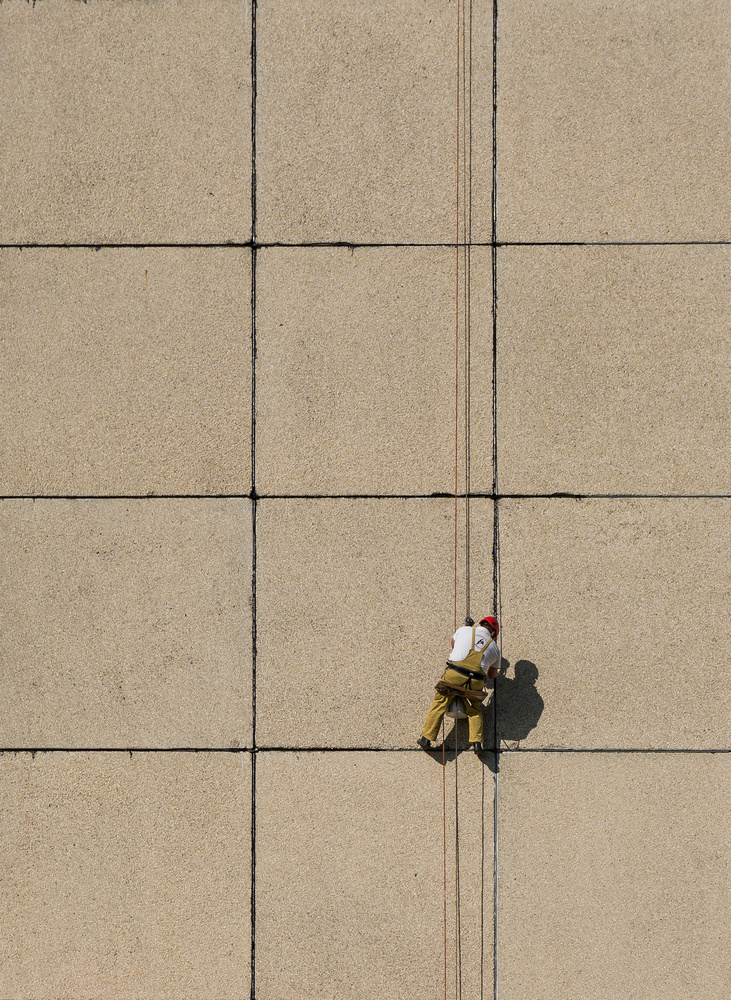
[416,736,432,750]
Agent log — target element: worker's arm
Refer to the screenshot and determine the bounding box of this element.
[483,641,499,680]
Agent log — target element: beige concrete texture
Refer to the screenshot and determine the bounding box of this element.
[492,245,731,495]
[256,498,494,748]
[256,750,493,1000]
[0,248,251,496]
[0,0,252,244]
[256,247,492,495]
[0,500,252,749]
[498,0,731,242]
[0,751,251,999]
[498,753,731,1000]
[497,498,731,749]
[256,0,492,244]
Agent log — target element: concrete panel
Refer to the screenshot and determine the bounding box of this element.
[493,246,731,495]
[0,751,251,999]
[0,249,251,495]
[0,500,252,748]
[256,498,494,748]
[498,753,731,1000]
[256,0,492,243]
[0,0,251,243]
[498,0,730,241]
[256,247,492,495]
[256,750,493,1000]
[497,499,731,749]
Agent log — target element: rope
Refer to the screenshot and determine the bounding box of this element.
[453,0,474,629]
[452,0,462,635]
[448,0,462,977]
[480,763,486,1000]
[455,748,463,1000]
[445,1,475,997]
[462,0,473,624]
[442,716,447,1000]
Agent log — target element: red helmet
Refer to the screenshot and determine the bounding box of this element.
[479,616,499,637]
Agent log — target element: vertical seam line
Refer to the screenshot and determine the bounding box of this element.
[250,2,258,997]
[491,3,499,999]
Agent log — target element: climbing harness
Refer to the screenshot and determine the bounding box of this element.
[435,661,489,699]
[435,679,488,705]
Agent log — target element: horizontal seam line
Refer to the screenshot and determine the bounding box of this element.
[1,493,730,502]
[1,240,729,250]
[1,747,728,754]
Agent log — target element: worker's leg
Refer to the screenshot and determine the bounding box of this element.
[465,678,485,744]
[423,669,474,741]
[422,687,451,741]
[464,702,483,744]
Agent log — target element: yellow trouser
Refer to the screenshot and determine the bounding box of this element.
[422,668,485,744]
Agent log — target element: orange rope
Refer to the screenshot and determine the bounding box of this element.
[447,2,462,998]
[446,2,470,998]
[442,717,447,1000]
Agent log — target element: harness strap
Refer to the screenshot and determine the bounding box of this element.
[446,661,486,682]
[435,679,488,704]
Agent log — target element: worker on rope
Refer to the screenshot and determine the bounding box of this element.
[417,616,500,754]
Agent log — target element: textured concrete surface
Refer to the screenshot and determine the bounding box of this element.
[0,0,252,243]
[498,0,731,241]
[256,0,492,243]
[0,248,251,496]
[256,750,493,1000]
[3,1,729,997]
[0,500,252,748]
[498,753,731,1000]
[497,498,731,749]
[256,498,494,748]
[256,247,492,495]
[493,245,731,495]
[0,752,251,999]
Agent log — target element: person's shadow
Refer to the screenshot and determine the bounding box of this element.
[427,658,543,770]
[480,658,544,770]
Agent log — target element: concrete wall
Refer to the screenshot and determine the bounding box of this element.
[1,2,728,999]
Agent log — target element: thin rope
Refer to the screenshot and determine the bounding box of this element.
[447,0,461,984]
[463,0,473,622]
[457,8,471,993]
[480,762,486,1000]
[455,743,463,1000]
[453,0,462,635]
[446,2,476,997]
[442,715,448,1000]
[495,501,504,751]
[491,0,501,991]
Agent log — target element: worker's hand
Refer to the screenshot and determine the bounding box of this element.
[487,665,498,680]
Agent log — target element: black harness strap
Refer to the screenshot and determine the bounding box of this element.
[446,662,486,682]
